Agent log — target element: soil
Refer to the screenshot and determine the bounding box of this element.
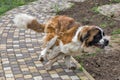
[58,0,120,35]
[58,0,120,80]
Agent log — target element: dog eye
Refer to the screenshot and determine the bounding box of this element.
[95,35,101,39]
[103,32,105,36]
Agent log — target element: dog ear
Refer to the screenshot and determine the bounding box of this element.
[80,27,100,47]
[78,31,89,49]
[80,31,90,43]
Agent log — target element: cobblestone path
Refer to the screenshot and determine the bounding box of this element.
[0,0,93,80]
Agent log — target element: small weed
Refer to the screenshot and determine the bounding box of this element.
[79,62,84,72]
[100,22,107,28]
[82,18,91,25]
[75,56,81,61]
[111,35,117,40]
[69,3,74,8]
[112,29,120,35]
[82,53,97,57]
[109,43,113,47]
[95,48,102,53]
[110,0,120,3]
[109,21,115,27]
[75,50,98,60]
[91,6,99,13]
[111,35,120,39]
[100,21,115,28]
[79,66,83,72]
[53,4,61,14]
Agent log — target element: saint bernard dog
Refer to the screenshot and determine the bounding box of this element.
[13,14,109,70]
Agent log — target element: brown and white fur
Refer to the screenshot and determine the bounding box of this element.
[13,13,109,70]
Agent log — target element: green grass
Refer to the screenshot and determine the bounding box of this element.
[91,6,99,13]
[79,63,84,72]
[111,35,120,40]
[100,21,115,28]
[52,3,74,14]
[75,48,101,60]
[82,53,97,57]
[100,22,107,28]
[0,0,36,16]
[53,4,61,14]
[112,29,120,35]
[69,3,75,8]
[110,0,120,3]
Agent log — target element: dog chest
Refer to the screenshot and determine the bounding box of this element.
[60,42,83,56]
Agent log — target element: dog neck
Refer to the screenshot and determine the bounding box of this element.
[72,26,83,43]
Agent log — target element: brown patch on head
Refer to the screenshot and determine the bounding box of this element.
[78,26,99,47]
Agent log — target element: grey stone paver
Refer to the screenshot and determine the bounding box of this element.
[0,0,93,80]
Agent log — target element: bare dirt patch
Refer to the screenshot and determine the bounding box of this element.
[58,0,120,35]
[58,0,120,80]
[77,36,120,80]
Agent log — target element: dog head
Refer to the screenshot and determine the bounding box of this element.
[77,25,109,49]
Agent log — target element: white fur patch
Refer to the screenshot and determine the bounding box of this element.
[59,27,84,56]
[13,13,36,29]
[59,40,83,56]
[72,26,83,42]
[99,36,110,44]
[96,26,110,44]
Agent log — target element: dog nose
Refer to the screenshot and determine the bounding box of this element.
[104,39,109,46]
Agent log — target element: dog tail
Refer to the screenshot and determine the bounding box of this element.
[13,13,45,32]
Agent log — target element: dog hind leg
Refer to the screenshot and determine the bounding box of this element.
[39,36,58,61]
[65,55,77,70]
[45,53,65,70]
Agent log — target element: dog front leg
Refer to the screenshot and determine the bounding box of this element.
[39,36,58,61]
[45,57,58,70]
[45,53,65,70]
[38,48,48,61]
[65,55,77,70]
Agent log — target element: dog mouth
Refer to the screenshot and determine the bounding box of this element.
[94,43,105,49]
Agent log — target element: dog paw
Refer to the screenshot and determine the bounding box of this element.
[45,63,52,70]
[68,63,77,70]
[69,66,76,70]
[38,56,44,61]
[38,55,47,62]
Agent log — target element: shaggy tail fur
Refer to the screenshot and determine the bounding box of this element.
[13,13,45,32]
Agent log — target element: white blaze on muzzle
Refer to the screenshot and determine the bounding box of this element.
[96,26,109,48]
[98,36,109,48]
